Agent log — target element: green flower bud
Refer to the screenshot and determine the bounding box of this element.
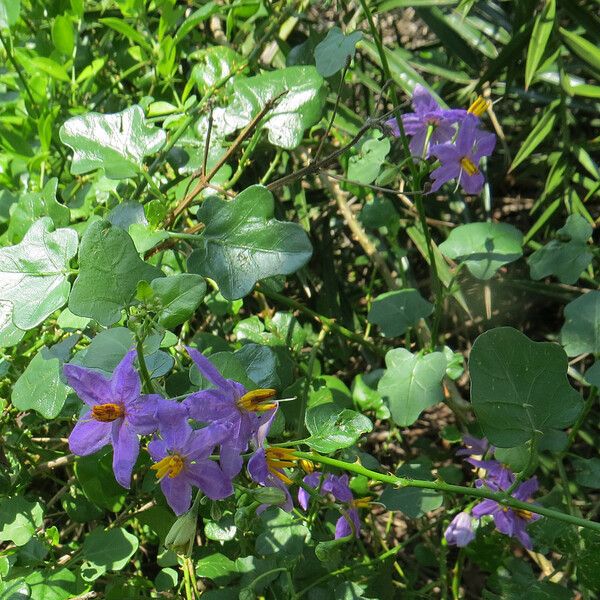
[251,486,288,506]
[165,507,198,556]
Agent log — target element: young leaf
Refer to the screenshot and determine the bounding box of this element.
[314,27,363,77]
[470,327,582,447]
[69,220,162,326]
[525,0,556,89]
[438,222,523,280]
[378,348,447,426]
[0,217,78,330]
[187,185,312,300]
[560,291,600,357]
[367,289,433,337]
[509,103,557,172]
[59,105,167,179]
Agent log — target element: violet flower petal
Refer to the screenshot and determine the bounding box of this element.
[110,350,141,403]
[111,421,139,489]
[186,346,230,389]
[156,398,192,451]
[63,364,112,407]
[126,394,160,434]
[68,413,111,455]
[161,474,193,516]
[187,460,234,500]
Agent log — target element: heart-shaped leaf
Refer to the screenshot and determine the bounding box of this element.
[0,217,78,330]
[69,220,162,326]
[150,273,207,329]
[305,404,372,453]
[367,289,433,337]
[187,185,312,300]
[470,327,582,447]
[438,222,523,280]
[378,348,447,426]
[314,27,363,77]
[560,291,600,357]
[59,105,166,179]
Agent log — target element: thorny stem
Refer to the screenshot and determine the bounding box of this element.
[292,451,600,534]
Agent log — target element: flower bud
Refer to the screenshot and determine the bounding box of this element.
[444,512,475,547]
[251,486,288,506]
[165,508,198,556]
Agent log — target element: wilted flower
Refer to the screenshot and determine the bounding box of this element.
[472,477,541,549]
[429,115,496,194]
[63,350,160,488]
[183,347,278,478]
[445,511,476,547]
[149,399,234,515]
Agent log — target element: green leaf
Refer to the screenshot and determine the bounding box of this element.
[0,497,43,546]
[509,103,557,172]
[379,460,443,518]
[352,373,390,420]
[83,527,139,573]
[187,185,312,300]
[224,66,326,149]
[0,217,78,330]
[173,3,219,46]
[560,27,600,72]
[59,105,167,179]
[470,327,582,447]
[367,289,433,337]
[438,222,523,280]
[347,131,390,184]
[305,404,373,453]
[0,300,25,348]
[255,507,309,558]
[12,348,69,418]
[4,178,70,244]
[204,516,236,542]
[52,15,75,56]
[195,553,238,583]
[69,220,162,326]
[314,27,363,77]
[572,457,600,489]
[528,214,593,284]
[23,568,84,599]
[155,568,179,592]
[378,348,447,426]
[98,17,152,52]
[150,274,207,329]
[524,0,555,89]
[560,291,600,357]
[0,0,20,28]
[30,56,71,82]
[75,450,126,511]
[576,531,600,592]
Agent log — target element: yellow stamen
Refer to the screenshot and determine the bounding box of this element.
[299,459,314,474]
[151,453,184,479]
[91,403,124,422]
[237,389,278,413]
[265,447,297,485]
[460,157,479,176]
[352,496,373,509]
[467,95,490,117]
[514,508,534,521]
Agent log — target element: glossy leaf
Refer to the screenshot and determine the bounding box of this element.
[0,217,78,330]
[83,527,139,572]
[470,327,582,447]
[438,222,523,280]
[0,300,25,348]
[69,220,162,326]
[367,289,433,337]
[314,27,363,77]
[560,27,600,72]
[59,105,167,179]
[378,348,447,426]
[525,0,555,89]
[0,0,20,28]
[0,497,43,546]
[560,291,600,357]
[150,274,207,329]
[187,185,312,300]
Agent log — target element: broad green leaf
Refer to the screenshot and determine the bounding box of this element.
[98,17,152,52]
[305,404,372,453]
[12,348,69,418]
[234,344,281,389]
[191,46,246,92]
[0,0,20,28]
[255,508,309,558]
[195,553,238,583]
[0,497,43,546]
[560,27,600,72]
[187,185,312,300]
[23,568,84,599]
[438,222,523,280]
[577,531,600,592]
[59,105,167,179]
[525,0,555,89]
[4,178,70,244]
[0,218,78,330]
[75,450,126,511]
[155,568,178,592]
[585,361,600,388]
[367,289,433,337]
[150,274,207,329]
[314,27,363,77]
[83,527,139,572]
[572,457,600,489]
[378,348,447,426]
[560,291,600,356]
[0,300,25,348]
[528,214,593,284]
[347,131,390,184]
[224,66,326,149]
[52,14,75,56]
[470,327,582,447]
[379,460,443,518]
[29,56,71,82]
[509,103,557,172]
[352,373,390,420]
[204,516,236,542]
[69,220,162,326]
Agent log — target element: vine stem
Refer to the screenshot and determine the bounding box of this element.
[292,451,600,534]
[135,336,155,394]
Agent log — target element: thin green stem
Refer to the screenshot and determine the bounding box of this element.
[0,30,37,114]
[565,387,597,452]
[135,336,155,394]
[293,451,600,534]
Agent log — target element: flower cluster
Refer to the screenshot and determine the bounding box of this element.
[63,347,370,537]
[444,436,540,549]
[385,85,496,195]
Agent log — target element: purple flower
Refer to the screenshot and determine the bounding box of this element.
[183,347,278,478]
[299,472,368,539]
[429,115,496,195]
[64,350,160,489]
[148,399,234,515]
[385,85,464,157]
[456,435,491,457]
[445,512,476,547]
[471,477,541,549]
[470,459,515,490]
